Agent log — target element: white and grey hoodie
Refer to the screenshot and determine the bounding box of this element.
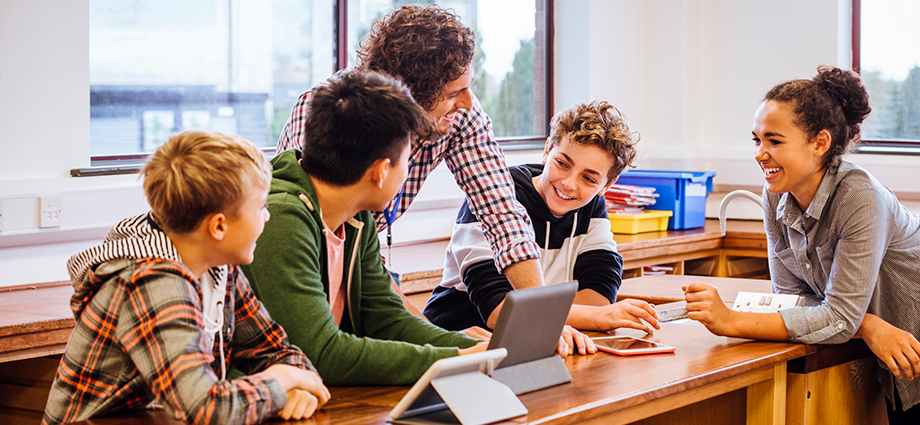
[423,164,624,331]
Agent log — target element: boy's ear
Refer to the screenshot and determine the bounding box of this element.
[368,157,392,189]
[205,213,228,241]
[541,139,554,164]
[599,176,618,196]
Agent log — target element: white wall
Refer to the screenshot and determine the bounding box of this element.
[3,0,920,288]
[555,0,920,197]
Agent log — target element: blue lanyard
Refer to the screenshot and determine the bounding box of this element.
[383,165,411,250]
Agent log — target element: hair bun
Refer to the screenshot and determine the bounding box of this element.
[814,66,871,127]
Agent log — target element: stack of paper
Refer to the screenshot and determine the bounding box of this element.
[605,184,658,214]
[643,265,673,275]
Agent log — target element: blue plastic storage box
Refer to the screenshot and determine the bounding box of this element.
[615,170,716,230]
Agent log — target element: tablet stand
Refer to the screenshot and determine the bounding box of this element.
[390,371,527,425]
[490,355,571,395]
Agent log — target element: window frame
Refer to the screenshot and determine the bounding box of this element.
[851,0,920,155]
[79,0,553,174]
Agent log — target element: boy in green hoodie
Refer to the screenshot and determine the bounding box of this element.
[241,70,485,386]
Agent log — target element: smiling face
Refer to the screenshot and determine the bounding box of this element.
[220,175,271,265]
[426,68,474,134]
[536,136,616,217]
[752,100,829,209]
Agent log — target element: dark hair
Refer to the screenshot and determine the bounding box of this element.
[764,66,871,168]
[547,101,639,182]
[356,4,475,111]
[300,70,431,186]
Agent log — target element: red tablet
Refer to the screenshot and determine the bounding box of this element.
[592,336,676,356]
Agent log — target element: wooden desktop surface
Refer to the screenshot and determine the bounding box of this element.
[617,274,774,305]
[71,319,807,425]
[0,283,74,362]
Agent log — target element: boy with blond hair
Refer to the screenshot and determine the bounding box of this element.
[425,101,661,340]
[43,132,329,425]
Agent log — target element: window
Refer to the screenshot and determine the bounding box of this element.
[347,0,550,142]
[88,0,550,166]
[854,0,920,152]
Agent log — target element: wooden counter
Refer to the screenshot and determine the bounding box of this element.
[0,283,73,363]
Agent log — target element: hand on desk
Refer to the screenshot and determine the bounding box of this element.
[459,326,492,342]
[856,313,920,380]
[560,325,597,357]
[597,299,660,333]
[280,388,320,420]
[568,294,660,333]
[264,364,330,420]
[458,341,489,356]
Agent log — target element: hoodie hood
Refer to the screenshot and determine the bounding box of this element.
[67,213,180,287]
[66,213,227,325]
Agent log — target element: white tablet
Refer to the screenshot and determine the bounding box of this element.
[389,348,508,421]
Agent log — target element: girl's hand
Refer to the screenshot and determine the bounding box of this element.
[857,313,920,380]
[683,283,734,336]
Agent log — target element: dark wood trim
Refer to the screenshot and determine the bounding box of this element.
[546,0,554,123]
[851,0,860,73]
[850,0,920,151]
[336,0,348,71]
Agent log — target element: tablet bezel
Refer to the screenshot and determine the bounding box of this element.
[487,281,578,367]
[388,348,508,420]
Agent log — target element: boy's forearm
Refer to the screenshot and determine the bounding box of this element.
[503,259,544,290]
[566,304,602,331]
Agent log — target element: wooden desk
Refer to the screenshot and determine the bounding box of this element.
[617,274,773,305]
[71,322,804,425]
[0,283,73,363]
[65,276,886,425]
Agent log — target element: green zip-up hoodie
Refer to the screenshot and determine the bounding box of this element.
[242,150,477,386]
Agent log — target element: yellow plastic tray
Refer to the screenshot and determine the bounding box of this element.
[609,210,673,234]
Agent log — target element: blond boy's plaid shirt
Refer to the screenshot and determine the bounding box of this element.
[42,260,313,425]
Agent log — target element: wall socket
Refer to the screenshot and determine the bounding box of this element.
[40,196,64,228]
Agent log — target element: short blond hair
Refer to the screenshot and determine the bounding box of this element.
[142,131,272,233]
[547,101,639,183]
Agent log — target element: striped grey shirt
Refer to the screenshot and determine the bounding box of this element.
[763,160,920,409]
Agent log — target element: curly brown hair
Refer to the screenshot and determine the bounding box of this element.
[547,101,639,183]
[356,4,475,111]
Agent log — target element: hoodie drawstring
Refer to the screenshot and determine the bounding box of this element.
[544,212,578,282]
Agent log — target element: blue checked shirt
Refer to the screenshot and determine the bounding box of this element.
[277,72,540,272]
[764,160,920,409]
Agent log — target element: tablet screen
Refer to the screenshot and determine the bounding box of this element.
[594,337,662,350]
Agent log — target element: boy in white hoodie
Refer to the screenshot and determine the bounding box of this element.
[425,101,660,336]
[43,131,329,425]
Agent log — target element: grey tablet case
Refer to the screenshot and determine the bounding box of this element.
[387,349,526,425]
[487,280,578,394]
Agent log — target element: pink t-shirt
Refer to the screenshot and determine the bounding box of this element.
[324,222,347,326]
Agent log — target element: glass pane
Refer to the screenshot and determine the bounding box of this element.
[89,0,335,157]
[860,0,920,142]
[347,0,546,139]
